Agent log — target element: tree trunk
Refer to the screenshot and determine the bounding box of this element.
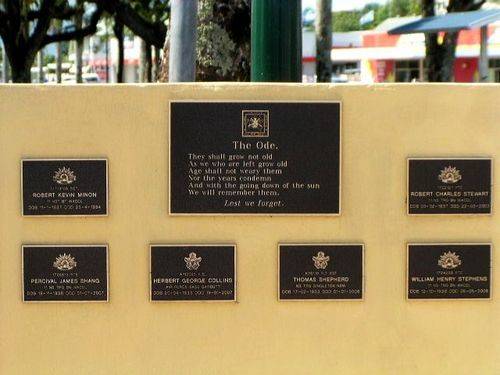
[75,1,84,83]
[478,25,488,82]
[139,39,145,82]
[2,32,37,83]
[113,19,124,83]
[423,0,439,81]
[11,64,31,83]
[423,0,485,82]
[424,33,440,81]
[140,39,152,82]
[105,22,110,83]
[423,0,458,82]
[196,0,251,81]
[158,31,170,83]
[76,40,83,83]
[56,41,62,83]
[8,48,35,83]
[146,43,152,82]
[316,0,332,82]
[38,49,44,83]
[441,32,459,81]
[152,46,160,82]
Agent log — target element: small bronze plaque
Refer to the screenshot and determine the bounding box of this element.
[279,244,363,300]
[23,245,108,302]
[407,158,492,215]
[169,101,341,215]
[22,159,108,216]
[150,245,236,302]
[407,243,491,300]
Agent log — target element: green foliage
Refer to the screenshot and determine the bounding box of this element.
[390,0,420,16]
[374,4,390,26]
[129,0,170,23]
[332,0,421,32]
[43,54,55,65]
[332,11,363,32]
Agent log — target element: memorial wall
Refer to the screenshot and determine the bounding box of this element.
[0,83,498,374]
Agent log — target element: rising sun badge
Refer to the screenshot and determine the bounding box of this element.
[184,252,202,270]
[438,251,462,269]
[242,110,269,137]
[438,166,462,184]
[312,251,330,270]
[53,167,77,185]
[53,253,77,271]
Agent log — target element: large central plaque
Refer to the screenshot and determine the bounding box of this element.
[169,101,341,215]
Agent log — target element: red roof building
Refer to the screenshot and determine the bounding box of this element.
[302,16,500,83]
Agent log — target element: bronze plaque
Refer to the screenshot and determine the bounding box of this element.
[407,158,492,215]
[169,101,341,215]
[279,244,363,301]
[407,243,491,300]
[23,245,108,302]
[150,244,236,302]
[22,159,108,216]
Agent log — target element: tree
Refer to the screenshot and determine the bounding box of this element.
[158,24,170,82]
[113,17,124,83]
[55,21,63,83]
[332,10,362,32]
[94,0,169,49]
[423,0,485,82]
[331,0,420,32]
[0,0,253,83]
[0,0,170,83]
[0,1,104,82]
[196,0,250,81]
[37,48,44,82]
[140,38,152,82]
[102,0,251,83]
[125,0,169,82]
[390,0,420,17]
[75,0,84,83]
[316,0,332,82]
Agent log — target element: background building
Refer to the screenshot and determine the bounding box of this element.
[302,16,500,83]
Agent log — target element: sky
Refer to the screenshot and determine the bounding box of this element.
[302,0,388,12]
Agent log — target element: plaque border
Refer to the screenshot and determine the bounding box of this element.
[21,158,109,217]
[277,243,365,302]
[168,100,342,216]
[21,244,110,303]
[405,242,493,301]
[241,109,270,137]
[406,157,493,216]
[149,243,237,303]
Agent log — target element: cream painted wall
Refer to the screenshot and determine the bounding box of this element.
[0,84,499,374]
